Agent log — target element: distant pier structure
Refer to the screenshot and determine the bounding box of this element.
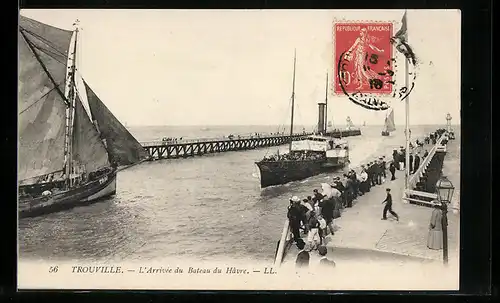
[140,129,361,161]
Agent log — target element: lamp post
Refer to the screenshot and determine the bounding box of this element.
[435,175,455,265]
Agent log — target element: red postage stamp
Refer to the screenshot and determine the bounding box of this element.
[334,22,394,95]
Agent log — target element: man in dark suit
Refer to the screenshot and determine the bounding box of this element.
[318,246,335,268]
[381,156,387,179]
[287,196,303,242]
[368,162,376,187]
[312,189,325,203]
[389,162,396,181]
[345,175,354,208]
[319,197,335,236]
[413,153,421,174]
[409,153,414,174]
[392,149,400,170]
[381,188,399,221]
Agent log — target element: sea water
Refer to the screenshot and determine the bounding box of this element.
[18,125,459,263]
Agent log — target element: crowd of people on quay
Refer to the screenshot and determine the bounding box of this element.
[262,151,325,162]
[287,129,449,269]
[287,154,395,268]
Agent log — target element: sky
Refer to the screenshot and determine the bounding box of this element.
[20,9,461,127]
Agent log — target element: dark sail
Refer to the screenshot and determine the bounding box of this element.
[83,80,148,165]
[18,16,73,182]
[71,95,110,173]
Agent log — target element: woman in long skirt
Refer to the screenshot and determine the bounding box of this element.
[427,201,444,250]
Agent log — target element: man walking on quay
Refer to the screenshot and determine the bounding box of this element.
[381,188,399,221]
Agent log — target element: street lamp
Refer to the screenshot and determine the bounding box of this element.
[435,175,455,265]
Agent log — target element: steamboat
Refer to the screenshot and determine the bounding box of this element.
[255,51,350,188]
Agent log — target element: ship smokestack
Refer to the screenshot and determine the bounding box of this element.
[317,102,326,134]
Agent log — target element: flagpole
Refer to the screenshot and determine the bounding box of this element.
[404,10,410,195]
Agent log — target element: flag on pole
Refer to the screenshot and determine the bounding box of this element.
[394,11,408,42]
[392,11,416,65]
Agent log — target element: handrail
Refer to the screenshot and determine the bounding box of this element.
[407,132,447,190]
[274,218,291,267]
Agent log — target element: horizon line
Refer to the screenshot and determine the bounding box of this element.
[126,123,460,128]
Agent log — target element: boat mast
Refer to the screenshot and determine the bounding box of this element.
[288,49,296,153]
[384,110,388,132]
[63,20,80,188]
[324,71,328,134]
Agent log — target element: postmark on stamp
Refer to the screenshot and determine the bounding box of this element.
[333,17,417,111]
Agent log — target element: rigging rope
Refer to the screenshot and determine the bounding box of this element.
[20,27,67,57]
[20,28,68,66]
[18,81,65,115]
[263,94,293,158]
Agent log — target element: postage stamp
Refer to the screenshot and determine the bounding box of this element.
[333,19,417,111]
[334,22,394,95]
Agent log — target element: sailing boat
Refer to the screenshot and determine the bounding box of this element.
[18,16,148,218]
[255,57,349,188]
[346,116,360,131]
[381,108,396,136]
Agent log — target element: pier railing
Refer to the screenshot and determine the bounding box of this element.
[274,219,292,267]
[407,133,447,191]
[140,133,321,160]
[140,133,314,147]
[403,132,458,212]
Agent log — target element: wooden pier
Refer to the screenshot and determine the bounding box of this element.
[140,129,362,161]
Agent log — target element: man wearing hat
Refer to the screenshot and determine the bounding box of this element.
[381,188,399,221]
[376,158,383,185]
[392,149,400,170]
[413,152,421,174]
[409,153,414,174]
[368,161,377,186]
[312,189,325,203]
[399,147,406,171]
[287,196,304,242]
[381,156,387,180]
[389,160,397,181]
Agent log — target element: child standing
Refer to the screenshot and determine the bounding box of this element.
[317,214,327,245]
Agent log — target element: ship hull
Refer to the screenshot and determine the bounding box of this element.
[381,131,390,136]
[19,170,117,219]
[256,159,344,188]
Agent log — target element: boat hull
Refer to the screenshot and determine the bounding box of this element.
[381,131,390,136]
[256,159,344,188]
[19,170,117,219]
